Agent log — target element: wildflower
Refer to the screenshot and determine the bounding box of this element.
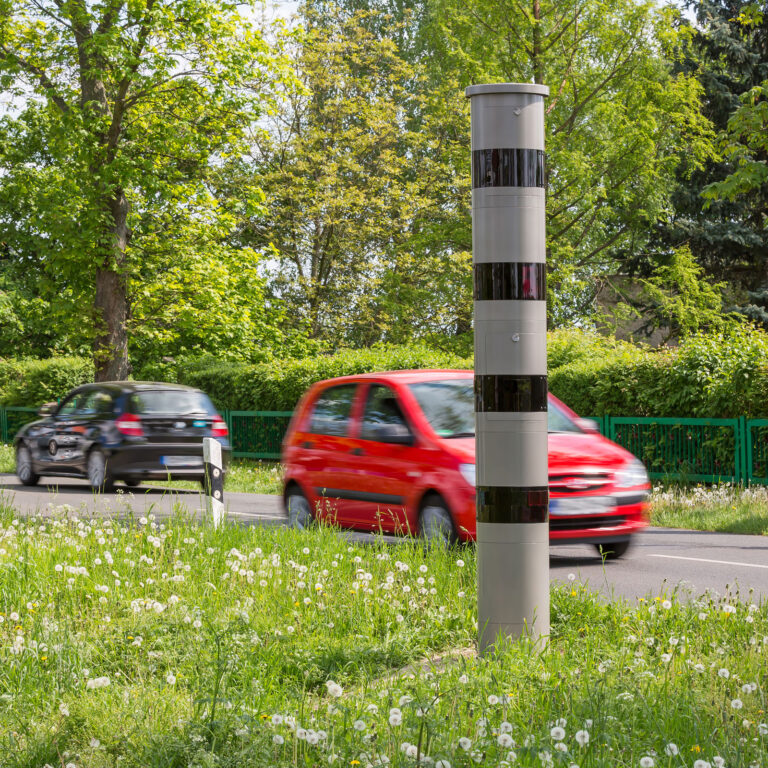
[89,738,101,748]
[718,668,730,679]
[389,708,403,726]
[550,726,565,741]
[86,676,110,690]
[59,703,70,717]
[456,559,465,567]
[326,680,343,698]
[731,699,743,710]
[713,758,725,768]
[435,761,451,768]
[665,743,679,756]
[498,734,514,748]
[575,730,589,747]
[660,653,672,663]
[639,757,655,768]
[165,672,176,685]
[539,751,554,768]
[406,744,418,758]
[458,737,472,750]
[555,742,568,752]
[353,719,366,731]
[500,721,513,734]
[662,600,672,609]
[458,674,468,684]
[488,694,500,705]
[758,723,768,735]
[693,761,711,768]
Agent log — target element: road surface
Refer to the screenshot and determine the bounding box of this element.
[1,473,766,604]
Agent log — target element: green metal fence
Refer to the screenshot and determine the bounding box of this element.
[3,404,768,482]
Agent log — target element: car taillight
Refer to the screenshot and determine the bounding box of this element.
[115,413,144,437]
[212,416,228,438]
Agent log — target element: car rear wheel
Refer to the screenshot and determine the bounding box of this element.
[16,444,39,486]
[419,494,457,547]
[124,479,140,488]
[286,488,314,529]
[594,540,631,559]
[87,449,114,493]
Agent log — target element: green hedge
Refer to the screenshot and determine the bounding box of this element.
[0,357,94,406]
[167,346,473,412]
[4,328,768,419]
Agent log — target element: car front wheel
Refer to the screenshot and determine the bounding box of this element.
[87,449,114,493]
[16,444,40,486]
[594,540,631,559]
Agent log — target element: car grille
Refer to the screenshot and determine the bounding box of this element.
[549,514,626,531]
[549,472,611,494]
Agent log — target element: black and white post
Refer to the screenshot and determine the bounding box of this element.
[203,437,225,528]
[466,83,550,653]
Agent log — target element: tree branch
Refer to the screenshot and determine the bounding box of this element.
[0,46,70,113]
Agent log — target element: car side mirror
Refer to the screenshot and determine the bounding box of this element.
[38,402,57,417]
[373,424,414,445]
[575,417,600,433]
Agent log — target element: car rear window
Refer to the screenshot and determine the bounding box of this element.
[128,390,217,416]
[308,384,357,436]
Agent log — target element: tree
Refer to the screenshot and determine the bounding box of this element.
[0,0,284,378]
[636,0,768,323]
[241,5,471,347]
[413,0,716,323]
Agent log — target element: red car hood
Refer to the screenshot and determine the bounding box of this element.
[442,432,634,472]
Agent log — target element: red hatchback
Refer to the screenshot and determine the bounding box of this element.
[282,370,649,556]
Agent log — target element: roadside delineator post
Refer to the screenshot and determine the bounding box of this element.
[465,83,550,653]
[203,437,225,528]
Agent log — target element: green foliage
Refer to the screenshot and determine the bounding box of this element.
[171,345,472,412]
[549,325,768,418]
[0,0,291,378]
[0,357,93,406]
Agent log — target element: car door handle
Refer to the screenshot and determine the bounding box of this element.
[350,447,364,456]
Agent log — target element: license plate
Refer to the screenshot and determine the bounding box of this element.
[549,496,614,516]
[160,456,202,468]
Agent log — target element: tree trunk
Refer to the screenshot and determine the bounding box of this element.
[93,190,130,381]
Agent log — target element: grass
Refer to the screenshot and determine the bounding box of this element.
[650,484,768,536]
[1,503,768,767]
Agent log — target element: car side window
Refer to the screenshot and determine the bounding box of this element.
[360,385,410,440]
[56,392,87,417]
[308,384,357,436]
[84,390,114,416]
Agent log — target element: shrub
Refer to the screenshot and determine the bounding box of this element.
[0,356,93,406]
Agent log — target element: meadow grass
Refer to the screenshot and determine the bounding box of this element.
[1,501,767,768]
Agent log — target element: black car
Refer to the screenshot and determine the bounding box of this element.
[13,382,231,491]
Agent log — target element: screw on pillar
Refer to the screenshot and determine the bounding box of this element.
[203,437,225,528]
[465,83,550,654]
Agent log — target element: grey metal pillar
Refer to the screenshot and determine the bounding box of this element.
[466,83,550,653]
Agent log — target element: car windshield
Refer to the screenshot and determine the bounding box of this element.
[408,378,583,436]
[128,390,217,416]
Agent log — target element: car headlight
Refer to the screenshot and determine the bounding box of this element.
[615,458,648,488]
[459,463,476,487]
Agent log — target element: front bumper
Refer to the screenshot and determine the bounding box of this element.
[455,489,650,543]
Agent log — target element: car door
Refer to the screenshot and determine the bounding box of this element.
[49,388,111,472]
[341,383,419,533]
[299,382,362,527]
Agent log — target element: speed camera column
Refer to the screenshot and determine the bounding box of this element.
[465,83,550,653]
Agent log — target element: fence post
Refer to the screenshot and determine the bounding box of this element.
[739,416,748,486]
[203,437,225,528]
[0,407,6,444]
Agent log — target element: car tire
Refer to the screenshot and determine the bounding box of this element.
[594,540,631,559]
[285,488,314,530]
[16,444,40,486]
[124,479,140,488]
[418,494,457,547]
[87,448,114,493]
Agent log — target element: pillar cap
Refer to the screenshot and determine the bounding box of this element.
[465,83,549,98]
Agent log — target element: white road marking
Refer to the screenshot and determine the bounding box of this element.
[649,554,768,570]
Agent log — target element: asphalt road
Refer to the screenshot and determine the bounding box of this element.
[1,473,767,604]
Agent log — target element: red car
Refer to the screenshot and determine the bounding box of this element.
[281,370,649,557]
